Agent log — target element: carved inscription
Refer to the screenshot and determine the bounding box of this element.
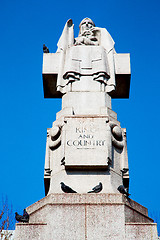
[64,118,110,168]
[66,125,106,149]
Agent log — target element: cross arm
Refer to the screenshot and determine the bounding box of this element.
[42,52,131,98]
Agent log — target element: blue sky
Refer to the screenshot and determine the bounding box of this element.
[0,0,160,225]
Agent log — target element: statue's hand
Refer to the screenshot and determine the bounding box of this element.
[74,36,84,45]
[83,37,92,45]
[74,35,98,46]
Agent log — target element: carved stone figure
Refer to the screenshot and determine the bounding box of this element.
[56,17,116,93]
[74,18,98,46]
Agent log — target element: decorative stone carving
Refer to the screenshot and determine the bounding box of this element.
[109,121,124,150]
[43,19,131,98]
[112,126,123,141]
[44,129,51,176]
[49,125,61,149]
[44,125,62,193]
[56,17,116,94]
[121,128,129,190]
[74,18,98,46]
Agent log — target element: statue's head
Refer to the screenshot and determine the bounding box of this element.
[79,17,95,34]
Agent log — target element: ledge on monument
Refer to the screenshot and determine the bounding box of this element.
[126,223,157,225]
[43,73,130,99]
[26,193,152,224]
[42,53,131,99]
[65,165,109,171]
[27,193,124,213]
[125,222,158,240]
[124,203,154,223]
[15,222,47,240]
[16,223,47,226]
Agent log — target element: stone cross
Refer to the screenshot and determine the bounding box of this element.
[43,18,131,98]
[43,18,131,195]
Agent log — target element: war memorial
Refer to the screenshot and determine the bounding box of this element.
[14,18,158,239]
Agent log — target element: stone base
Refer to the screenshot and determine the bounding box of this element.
[14,194,158,240]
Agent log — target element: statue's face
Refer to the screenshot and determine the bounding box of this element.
[80,19,94,33]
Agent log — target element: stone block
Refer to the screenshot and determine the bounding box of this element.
[15,223,47,240]
[62,92,111,115]
[14,194,158,240]
[56,107,74,119]
[86,204,125,239]
[125,223,158,240]
[42,53,131,98]
[114,54,131,75]
[63,117,111,170]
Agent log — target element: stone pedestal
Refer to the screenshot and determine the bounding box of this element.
[14,194,158,240]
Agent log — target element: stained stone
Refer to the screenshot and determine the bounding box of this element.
[14,17,158,240]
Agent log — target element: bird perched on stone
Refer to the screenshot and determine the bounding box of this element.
[88,182,103,193]
[43,44,49,53]
[23,209,29,219]
[60,182,77,193]
[117,185,130,197]
[15,209,29,222]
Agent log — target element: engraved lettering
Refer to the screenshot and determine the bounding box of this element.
[73,140,79,146]
[96,140,101,146]
[67,140,72,146]
[76,126,95,134]
[78,134,83,138]
[67,139,105,147]
[76,128,81,133]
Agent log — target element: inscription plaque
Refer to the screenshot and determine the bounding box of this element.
[64,117,112,169]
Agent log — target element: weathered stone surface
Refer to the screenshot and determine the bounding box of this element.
[14,194,157,240]
[64,117,111,169]
[43,109,128,195]
[61,92,112,115]
[15,223,47,240]
[86,204,125,239]
[125,223,158,240]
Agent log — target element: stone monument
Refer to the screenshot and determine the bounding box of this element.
[15,18,158,239]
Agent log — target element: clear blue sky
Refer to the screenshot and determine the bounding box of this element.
[0,0,160,224]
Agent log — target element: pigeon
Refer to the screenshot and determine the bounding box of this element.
[43,44,49,53]
[15,209,29,223]
[60,182,77,193]
[23,209,29,220]
[88,182,103,193]
[117,185,130,197]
